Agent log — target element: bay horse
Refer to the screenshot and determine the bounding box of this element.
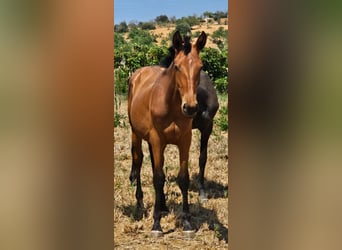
[128,31,207,237]
[160,46,219,202]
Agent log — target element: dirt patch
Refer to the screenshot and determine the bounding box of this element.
[114,95,228,249]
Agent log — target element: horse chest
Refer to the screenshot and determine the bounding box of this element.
[162,123,182,142]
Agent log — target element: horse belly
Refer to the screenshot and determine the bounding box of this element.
[129,97,151,138]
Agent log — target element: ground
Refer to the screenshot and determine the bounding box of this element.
[114,95,228,249]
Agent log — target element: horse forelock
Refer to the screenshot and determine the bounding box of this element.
[183,35,191,55]
[160,34,199,69]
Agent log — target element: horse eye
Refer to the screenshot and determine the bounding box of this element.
[175,65,180,71]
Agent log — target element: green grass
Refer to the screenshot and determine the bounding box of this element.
[214,94,228,131]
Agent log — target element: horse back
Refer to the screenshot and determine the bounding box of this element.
[192,71,219,130]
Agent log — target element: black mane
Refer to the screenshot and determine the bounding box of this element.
[159,46,175,68]
[159,33,192,68]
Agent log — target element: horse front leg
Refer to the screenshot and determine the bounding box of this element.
[149,139,167,237]
[129,132,144,209]
[177,131,194,236]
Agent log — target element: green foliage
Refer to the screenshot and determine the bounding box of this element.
[212,27,228,40]
[139,22,156,30]
[128,20,138,29]
[113,12,228,96]
[155,15,169,23]
[114,33,126,50]
[200,47,228,81]
[212,27,228,51]
[114,96,127,128]
[128,27,157,45]
[215,77,228,93]
[212,11,228,22]
[175,22,191,37]
[215,104,228,131]
[176,15,201,27]
[114,68,129,94]
[114,21,128,33]
[203,11,214,18]
[114,43,169,94]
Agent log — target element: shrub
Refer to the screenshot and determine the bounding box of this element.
[114,33,126,50]
[139,22,156,30]
[155,15,169,23]
[175,22,191,37]
[200,47,228,81]
[215,77,228,94]
[114,44,169,95]
[114,21,128,33]
[114,96,127,128]
[215,105,228,131]
[212,27,228,51]
[128,27,156,46]
[114,68,129,94]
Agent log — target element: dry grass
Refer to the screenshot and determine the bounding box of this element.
[114,95,228,249]
[150,23,228,49]
[123,23,228,49]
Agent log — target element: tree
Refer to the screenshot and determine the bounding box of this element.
[139,21,156,30]
[211,27,228,50]
[114,33,126,50]
[114,21,128,33]
[155,15,169,23]
[213,11,228,22]
[176,15,200,28]
[128,27,157,46]
[174,22,191,37]
[128,20,138,29]
[200,47,228,81]
[169,16,177,24]
[203,11,213,18]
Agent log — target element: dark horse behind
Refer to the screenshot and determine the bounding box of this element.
[160,45,219,202]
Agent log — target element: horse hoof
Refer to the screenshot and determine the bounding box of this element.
[151,230,163,237]
[183,230,195,239]
[199,195,208,203]
[199,190,208,203]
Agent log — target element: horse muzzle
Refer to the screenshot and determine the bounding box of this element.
[182,103,198,117]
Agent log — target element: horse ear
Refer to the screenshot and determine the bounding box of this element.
[172,30,183,52]
[196,31,207,51]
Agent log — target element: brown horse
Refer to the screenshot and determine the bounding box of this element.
[160,47,220,202]
[128,31,207,237]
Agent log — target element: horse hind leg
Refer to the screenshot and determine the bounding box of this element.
[177,135,195,238]
[129,132,144,209]
[198,122,213,202]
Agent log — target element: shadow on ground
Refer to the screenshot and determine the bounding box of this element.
[189,173,228,199]
[118,175,228,243]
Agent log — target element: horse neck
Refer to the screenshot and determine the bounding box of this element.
[151,64,182,115]
[159,64,181,103]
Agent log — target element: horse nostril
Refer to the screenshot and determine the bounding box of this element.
[183,103,198,116]
[183,103,188,113]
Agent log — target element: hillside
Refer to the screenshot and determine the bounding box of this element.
[120,22,228,50]
[150,23,228,49]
